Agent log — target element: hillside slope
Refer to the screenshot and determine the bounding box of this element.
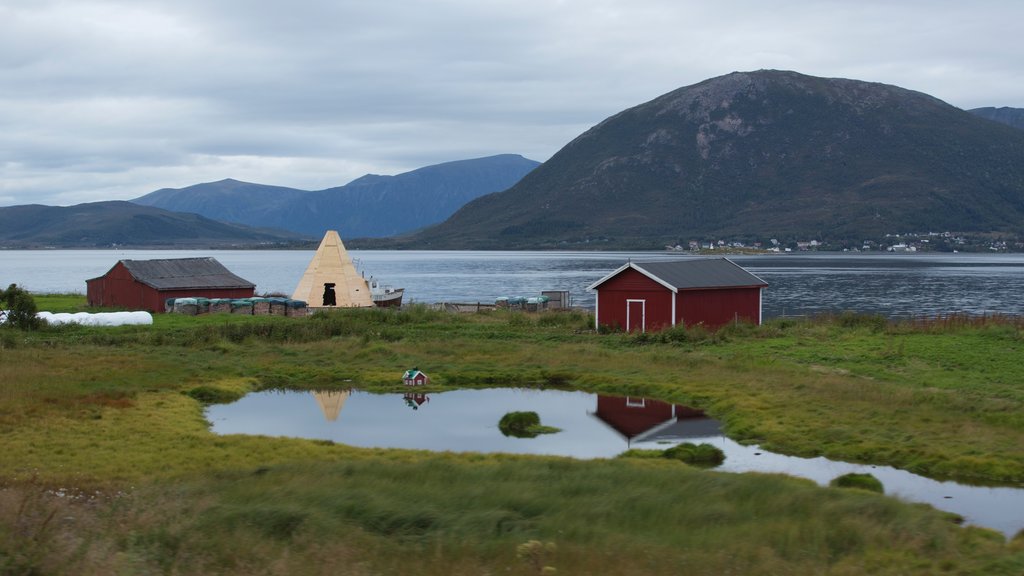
[405,70,1024,249]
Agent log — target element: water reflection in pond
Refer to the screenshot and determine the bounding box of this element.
[206,388,1024,537]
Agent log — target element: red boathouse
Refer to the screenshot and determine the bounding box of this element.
[587,258,768,332]
[86,257,256,313]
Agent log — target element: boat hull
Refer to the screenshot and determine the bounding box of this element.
[373,288,404,308]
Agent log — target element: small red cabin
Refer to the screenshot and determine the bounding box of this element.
[402,368,430,386]
[587,258,767,332]
[86,257,255,313]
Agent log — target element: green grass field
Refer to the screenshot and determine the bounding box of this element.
[2,295,1023,574]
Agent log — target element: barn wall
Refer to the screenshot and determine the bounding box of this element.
[677,287,762,329]
[595,268,673,332]
[87,262,147,309]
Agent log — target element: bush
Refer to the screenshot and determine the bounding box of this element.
[498,411,560,438]
[662,443,726,467]
[499,411,541,437]
[830,473,884,493]
[1,284,42,331]
[186,386,246,405]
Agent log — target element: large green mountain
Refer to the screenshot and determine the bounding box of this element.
[401,70,1024,249]
[0,201,309,248]
[133,154,539,238]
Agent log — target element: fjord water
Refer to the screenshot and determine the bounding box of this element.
[3,249,1024,317]
[206,388,1024,537]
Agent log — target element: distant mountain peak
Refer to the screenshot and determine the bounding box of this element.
[968,106,1024,130]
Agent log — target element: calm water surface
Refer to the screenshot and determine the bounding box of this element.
[3,249,1024,317]
[207,388,1024,537]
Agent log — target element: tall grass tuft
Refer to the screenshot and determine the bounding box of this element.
[830,472,884,493]
[662,443,726,467]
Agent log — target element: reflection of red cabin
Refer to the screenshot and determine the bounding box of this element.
[587,258,767,333]
[592,395,718,445]
[402,368,429,386]
[86,258,255,313]
[404,392,430,409]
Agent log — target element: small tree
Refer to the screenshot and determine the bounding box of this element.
[1,284,42,330]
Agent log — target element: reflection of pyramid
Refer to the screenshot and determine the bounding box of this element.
[312,390,350,422]
[292,230,373,309]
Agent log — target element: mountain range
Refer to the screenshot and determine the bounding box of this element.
[4,71,1023,251]
[132,154,539,237]
[390,70,1024,249]
[0,202,308,248]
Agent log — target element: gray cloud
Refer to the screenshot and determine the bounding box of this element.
[1,0,1021,206]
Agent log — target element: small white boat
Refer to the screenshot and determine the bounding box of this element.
[369,278,404,307]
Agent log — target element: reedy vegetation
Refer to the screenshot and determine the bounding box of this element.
[1,295,1023,574]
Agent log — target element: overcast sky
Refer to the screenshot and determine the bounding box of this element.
[2,0,1021,207]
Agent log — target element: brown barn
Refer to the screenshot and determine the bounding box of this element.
[587,258,767,332]
[86,257,255,313]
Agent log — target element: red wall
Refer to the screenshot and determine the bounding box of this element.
[677,287,762,330]
[86,262,255,313]
[595,267,762,332]
[595,268,673,332]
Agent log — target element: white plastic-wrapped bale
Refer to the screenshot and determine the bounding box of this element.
[36,311,153,326]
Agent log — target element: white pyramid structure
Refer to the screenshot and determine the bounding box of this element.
[292,230,373,309]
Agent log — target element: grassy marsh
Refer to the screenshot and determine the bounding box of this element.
[2,295,1024,574]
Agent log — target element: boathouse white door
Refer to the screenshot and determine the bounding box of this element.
[626,299,646,333]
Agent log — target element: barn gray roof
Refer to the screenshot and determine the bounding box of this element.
[119,257,255,290]
[588,258,767,292]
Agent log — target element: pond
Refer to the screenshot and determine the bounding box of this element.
[206,388,1024,538]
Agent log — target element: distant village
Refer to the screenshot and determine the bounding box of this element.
[668,231,1023,253]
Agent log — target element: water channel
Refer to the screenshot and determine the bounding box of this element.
[206,388,1024,538]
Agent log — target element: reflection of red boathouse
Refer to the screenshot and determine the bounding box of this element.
[592,395,719,446]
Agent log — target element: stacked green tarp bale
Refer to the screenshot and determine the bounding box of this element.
[507,296,527,310]
[209,298,232,314]
[173,297,199,316]
[230,298,253,315]
[495,297,509,308]
[285,299,308,317]
[535,295,551,311]
[268,297,288,316]
[252,297,271,316]
[195,297,211,315]
[164,298,177,313]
